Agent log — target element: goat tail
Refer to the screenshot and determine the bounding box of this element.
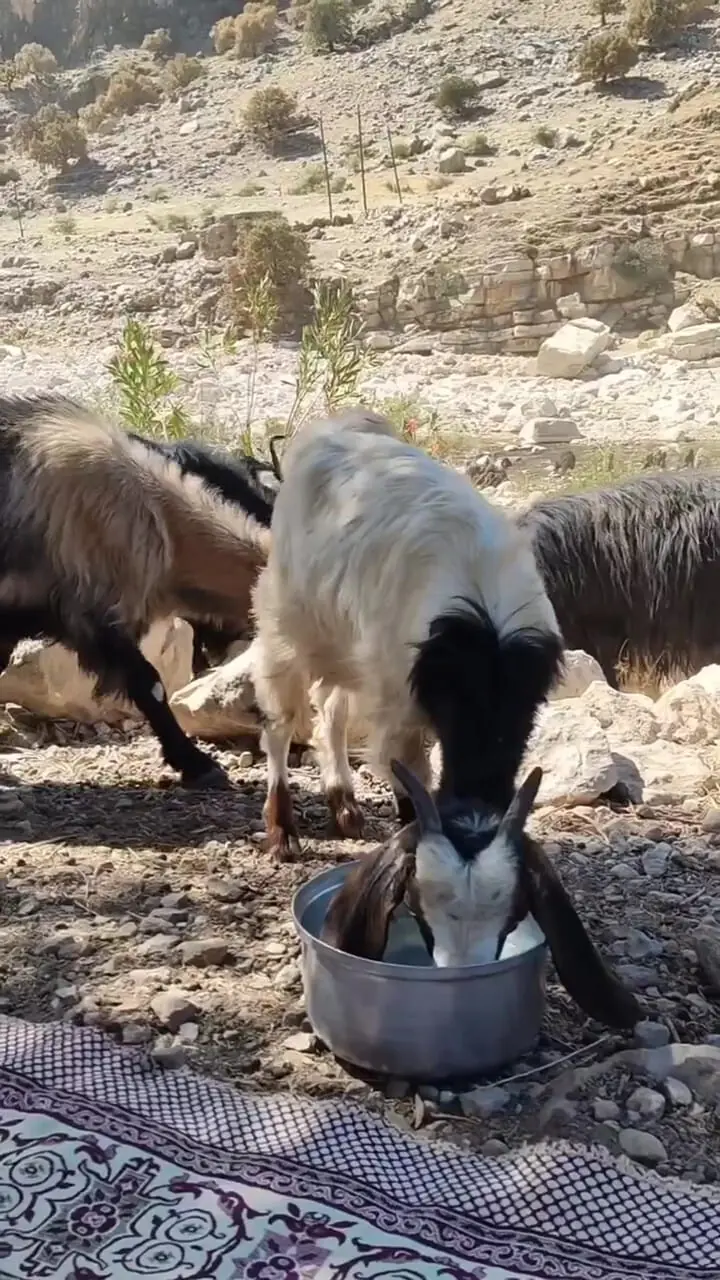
[409,599,564,807]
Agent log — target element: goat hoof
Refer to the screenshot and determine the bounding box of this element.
[183,764,231,791]
[326,787,364,839]
[266,829,302,863]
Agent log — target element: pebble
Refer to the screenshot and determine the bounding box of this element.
[150,987,199,1032]
[619,1128,668,1165]
[206,876,244,902]
[626,1086,666,1122]
[616,964,660,989]
[665,1077,693,1107]
[460,1085,511,1118]
[178,938,232,967]
[642,846,671,878]
[592,1098,621,1121]
[634,1020,671,1049]
[274,961,301,990]
[237,750,253,769]
[481,1138,510,1156]
[283,1031,317,1054]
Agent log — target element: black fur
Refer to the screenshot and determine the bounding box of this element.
[520,471,720,686]
[409,600,563,810]
[131,434,279,673]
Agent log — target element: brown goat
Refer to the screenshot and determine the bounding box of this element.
[0,395,270,787]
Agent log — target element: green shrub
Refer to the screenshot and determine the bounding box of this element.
[434,74,481,119]
[215,5,277,57]
[575,30,639,85]
[162,54,205,94]
[141,28,174,58]
[225,215,310,333]
[589,0,625,24]
[461,130,494,157]
[626,0,691,45]
[303,0,354,52]
[243,86,300,151]
[15,106,87,172]
[81,62,160,130]
[14,43,57,80]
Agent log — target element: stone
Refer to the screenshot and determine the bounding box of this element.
[150,987,199,1032]
[626,1086,666,1122]
[693,926,720,993]
[170,641,276,741]
[283,1031,316,1053]
[577,682,660,748]
[206,876,244,902]
[525,703,617,805]
[613,739,711,804]
[460,1085,511,1118]
[667,302,706,332]
[437,147,466,174]
[655,677,720,746]
[657,322,720,361]
[632,1018,666,1049]
[518,416,580,445]
[619,1129,668,1165]
[642,845,670,878]
[616,964,660,990]
[178,938,232,967]
[0,619,193,724]
[592,1098,621,1121]
[549,650,606,700]
[625,1043,720,1082]
[481,1138,510,1156]
[536,318,611,379]
[665,1077,693,1107]
[702,807,720,833]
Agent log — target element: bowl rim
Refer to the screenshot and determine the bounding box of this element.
[291,860,548,983]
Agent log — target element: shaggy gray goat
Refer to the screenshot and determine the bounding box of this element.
[0,395,269,788]
[324,759,640,1030]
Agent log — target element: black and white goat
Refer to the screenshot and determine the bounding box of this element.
[250,407,564,858]
[0,395,269,788]
[131,433,279,674]
[520,471,720,687]
[324,759,639,1030]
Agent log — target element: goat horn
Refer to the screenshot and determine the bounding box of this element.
[389,759,441,833]
[497,766,543,841]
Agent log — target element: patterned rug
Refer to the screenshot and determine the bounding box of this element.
[0,1017,718,1279]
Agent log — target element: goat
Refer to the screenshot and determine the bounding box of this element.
[324,759,640,1030]
[520,471,720,687]
[251,407,565,861]
[0,394,270,788]
[131,433,279,674]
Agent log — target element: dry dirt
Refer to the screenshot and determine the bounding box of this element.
[1,724,719,1182]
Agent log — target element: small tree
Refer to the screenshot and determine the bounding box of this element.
[243,86,300,151]
[589,0,625,24]
[304,0,354,52]
[225,215,310,334]
[434,74,481,119]
[626,0,690,46]
[14,43,57,81]
[141,28,174,58]
[162,54,205,94]
[575,30,639,85]
[15,106,88,173]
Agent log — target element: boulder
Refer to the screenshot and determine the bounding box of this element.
[655,676,720,745]
[613,738,711,804]
[170,640,269,741]
[437,147,467,174]
[525,702,617,805]
[549,650,606,700]
[536,318,611,378]
[518,416,581,445]
[657,322,720,361]
[667,302,706,332]
[0,619,193,724]
[577,681,660,748]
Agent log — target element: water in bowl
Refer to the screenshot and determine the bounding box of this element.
[383,910,544,967]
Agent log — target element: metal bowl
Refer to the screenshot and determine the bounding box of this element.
[292,861,549,1082]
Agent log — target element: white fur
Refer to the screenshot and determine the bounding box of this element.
[414,833,519,966]
[252,409,561,802]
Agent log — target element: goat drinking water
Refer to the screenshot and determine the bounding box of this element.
[251,408,565,859]
[323,758,640,1030]
[0,395,269,789]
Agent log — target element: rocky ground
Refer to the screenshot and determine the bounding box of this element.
[1,698,720,1185]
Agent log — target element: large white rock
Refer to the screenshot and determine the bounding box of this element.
[170,640,271,741]
[0,619,193,724]
[667,302,706,333]
[577,681,660,748]
[655,675,720,746]
[613,739,711,805]
[525,702,617,805]
[657,322,720,362]
[536,318,611,379]
[437,147,466,174]
[518,416,581,445]
[549,650,606,700]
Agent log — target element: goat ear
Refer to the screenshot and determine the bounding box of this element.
[522,839,640,1030]
[323,827,417,961]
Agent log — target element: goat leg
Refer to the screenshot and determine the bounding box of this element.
[77,625,229,789]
